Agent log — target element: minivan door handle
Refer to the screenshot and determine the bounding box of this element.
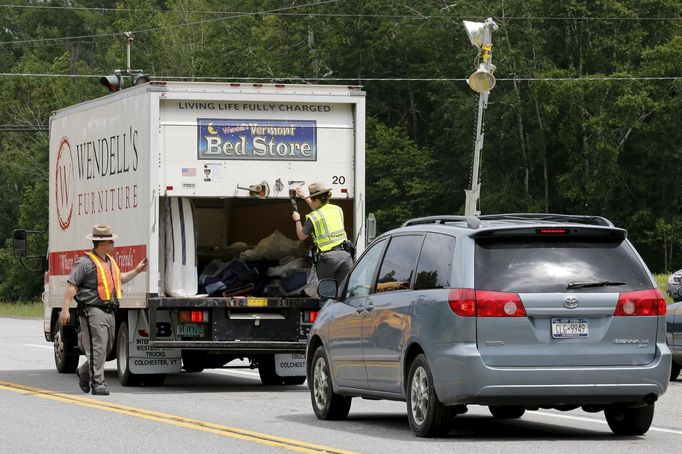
[365,303,375,312]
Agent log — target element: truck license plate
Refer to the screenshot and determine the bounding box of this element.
[247,298,267,307]
[551,318,588,338]
[176,323,206,337]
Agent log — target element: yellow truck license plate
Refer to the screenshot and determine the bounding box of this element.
[247,298,267,307]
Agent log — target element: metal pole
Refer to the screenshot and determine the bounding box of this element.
[463,18,496,217]
[464,91,488,216]
[124,31,134,75]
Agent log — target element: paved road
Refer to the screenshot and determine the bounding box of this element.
[1,317,682,453]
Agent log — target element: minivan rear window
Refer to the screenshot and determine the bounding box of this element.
[475,238,652,293]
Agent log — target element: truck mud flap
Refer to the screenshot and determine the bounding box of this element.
[128,310,182,374]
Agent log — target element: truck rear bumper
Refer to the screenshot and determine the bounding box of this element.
[148,296,319,350]
[149,340,307,352]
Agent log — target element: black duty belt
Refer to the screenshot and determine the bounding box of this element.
[92,304,117,314]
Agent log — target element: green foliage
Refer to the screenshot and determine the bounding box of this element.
[2,0,682,301]
[0,300,43,318]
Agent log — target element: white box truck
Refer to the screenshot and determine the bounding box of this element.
[20,81,366,386]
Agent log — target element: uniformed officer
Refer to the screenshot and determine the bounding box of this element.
[57,224,147,396]
[292,182,353,283]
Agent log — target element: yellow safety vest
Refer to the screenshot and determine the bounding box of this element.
[306,203,347,252]
[85,252,122,302]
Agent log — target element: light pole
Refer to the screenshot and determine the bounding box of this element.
[463,18,498,217]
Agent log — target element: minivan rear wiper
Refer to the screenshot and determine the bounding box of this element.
[566,281,627,290]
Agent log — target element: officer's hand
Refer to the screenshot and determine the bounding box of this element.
[135,258,148,273]
[58,309,70,327]
[292,211,301,222]
[295,187,307,198]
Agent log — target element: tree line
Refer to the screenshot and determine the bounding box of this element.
[1,0,682,300]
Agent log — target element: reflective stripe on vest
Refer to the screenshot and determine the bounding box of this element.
[85,252,122,302]
[306,203,347,252]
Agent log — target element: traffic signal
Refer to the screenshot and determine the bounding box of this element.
[132,72,151,86]
[100,73,123,92]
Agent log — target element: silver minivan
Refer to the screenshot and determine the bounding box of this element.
[306,214,671,437]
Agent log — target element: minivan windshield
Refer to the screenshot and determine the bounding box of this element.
[475,237,652,293]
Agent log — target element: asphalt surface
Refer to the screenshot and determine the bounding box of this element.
[2,317,682,453]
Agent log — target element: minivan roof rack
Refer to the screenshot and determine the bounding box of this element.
[477,213,614,227]
[402,216,481,229]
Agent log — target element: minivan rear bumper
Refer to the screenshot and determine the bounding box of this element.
[428,341,671,406]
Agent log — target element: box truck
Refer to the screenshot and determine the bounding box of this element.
[21,81,366,386]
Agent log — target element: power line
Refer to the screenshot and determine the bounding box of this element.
[0,3,681,21]
[1,72,680,82]
[0,125,47,131]
[0,0,340,47]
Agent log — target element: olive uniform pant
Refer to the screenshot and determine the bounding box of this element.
[316,250,353,283]
[78,305,116,388]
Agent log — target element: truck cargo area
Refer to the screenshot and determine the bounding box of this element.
[148,196,355,349]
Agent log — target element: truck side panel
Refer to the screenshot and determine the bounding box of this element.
[48,90,152,309]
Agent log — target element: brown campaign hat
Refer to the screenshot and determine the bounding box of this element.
[86,223,119,241]
[308,181,332,198]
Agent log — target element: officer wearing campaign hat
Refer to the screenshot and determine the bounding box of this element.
[58,224,147,396]
[292,182,353,283]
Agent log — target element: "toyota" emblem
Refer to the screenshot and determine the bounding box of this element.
[564,296,579,309]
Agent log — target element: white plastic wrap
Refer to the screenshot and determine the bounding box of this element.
[164,197,198,297]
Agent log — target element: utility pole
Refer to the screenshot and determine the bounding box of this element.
[463,18,498,217]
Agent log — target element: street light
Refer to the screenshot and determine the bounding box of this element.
[463,17,498,217]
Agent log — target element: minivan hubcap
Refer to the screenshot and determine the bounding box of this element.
[411,366,429,425]
[313,357,329,409]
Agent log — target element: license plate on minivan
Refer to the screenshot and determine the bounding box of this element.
[551,318,588,338]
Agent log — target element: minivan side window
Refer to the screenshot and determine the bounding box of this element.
[376,235,423,293]
[345,239,386,299]
[414,233,456,290]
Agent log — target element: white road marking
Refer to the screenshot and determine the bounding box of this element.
[534,410,682,435]
[21,343,53,350]
[214,369,262,379]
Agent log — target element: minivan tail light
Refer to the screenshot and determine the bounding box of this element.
[476,290,527,317]
[448,289,526,317]
[614,289,666,316]
[448,288,476,316]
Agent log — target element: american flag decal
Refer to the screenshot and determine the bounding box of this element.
[182,167,196,177]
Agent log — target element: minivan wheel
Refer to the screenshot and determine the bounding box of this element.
[671,362,681,381]
[406,354,451,437]
[489,405,526,419]
[309,346,351,420]
[604,403,655,436]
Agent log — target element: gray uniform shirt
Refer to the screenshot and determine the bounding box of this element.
[302,218,314,236]
[67,252,119,307]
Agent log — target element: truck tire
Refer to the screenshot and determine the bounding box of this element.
[53,328,79,374]
[282,376,306,385]
[671,362,681,381]
[181,351,205,373]
[142,374,166,386]
[258,354,284,385]
[116,321,142,386]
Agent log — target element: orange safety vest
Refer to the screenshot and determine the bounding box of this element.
[85,252,122,302]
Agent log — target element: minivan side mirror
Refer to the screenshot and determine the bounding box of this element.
[13,229,27,259]
[317,279,338,300]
